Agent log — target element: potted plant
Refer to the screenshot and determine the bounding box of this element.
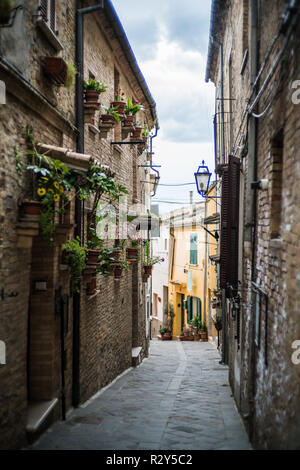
[62,237,87,293]
[112,88,126,114]
[84,79,107,103]
[86,219,103,266]
[131,123,142,139]
[0,0,14,24]
[23,131,72,245]
[213,316,222,331]
[200,322,208,341]
[159,327,172,341]
[126,237,143,261]
[113,257,130,280]
[123,98,141,126]
[141,126,149,144]
[191,315,202,341]
[100,105,121,126]
[86,275,97,296]
[44,58,77,89]
[183,326,194,341]
[143,240,164,276]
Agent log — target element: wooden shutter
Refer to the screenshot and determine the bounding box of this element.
[187,296,193,324]
[220,165,230,289]
[40,0,48,21]
[220,156,241,296]
[190,233,198,265]
[197,298,202,321]
[50,0,56,32]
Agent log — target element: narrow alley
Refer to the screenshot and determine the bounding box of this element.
[30,341,250,451]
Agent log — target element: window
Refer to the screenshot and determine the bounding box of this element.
[187,296,201,324]
[40,0,56,33]
[37,0,63,51]
[190,233,198,265]
[270,130,284,240]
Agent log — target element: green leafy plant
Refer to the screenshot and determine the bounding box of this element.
[15,146,24,174]
[201,321,208,333]
[64,62,77,89]
[141,126,149,137]
[66,165,128,221]
[144,240,165,266]
[101,105,121,122]
[124,98,141,116]
[0,0,14,18]
[25,129,72,245]
[84,79,107,93]
[159,327,169,335]
[62,238,87,293]
[191,315,202,335]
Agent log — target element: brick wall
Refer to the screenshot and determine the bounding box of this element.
[209,0,300,449]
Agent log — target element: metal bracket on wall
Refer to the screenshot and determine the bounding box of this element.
[0,6,24,28]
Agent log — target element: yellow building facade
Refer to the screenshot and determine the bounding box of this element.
[168,204,206,338]
[168,186,219,341]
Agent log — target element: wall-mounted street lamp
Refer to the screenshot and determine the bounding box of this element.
[194,160,212,196]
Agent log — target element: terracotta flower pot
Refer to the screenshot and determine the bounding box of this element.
[194,334,201,342]
[21,200,42,217]
[200,332,208,341]
[161,333,172,341]
[112,101,125,114]
[44,57,67,85]
[132,127,142,139]
[126,247,138,260]
[143,265,152,276]
[100,114,116,126]
[86,277,97,296]
[84,90,100,103]
[123,115,135,126]
[86,249,101,265]
[112,249,122,261]
[114,265,123,280]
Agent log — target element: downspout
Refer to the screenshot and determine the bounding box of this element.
[245,0,258,439]
[149,126,160,197]
[73,0,104,408]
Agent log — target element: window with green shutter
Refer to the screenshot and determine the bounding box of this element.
[187,296,193,324]
[190,233,198,265]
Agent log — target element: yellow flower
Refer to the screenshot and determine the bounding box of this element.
[41,177,48,181]
[59,185,64,193]
[54,182,60,190]
[54,194,60,202]
[48,188,54,193]
[37,187,46,196]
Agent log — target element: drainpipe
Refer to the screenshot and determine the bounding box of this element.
[245,0,258,439]
[149,127,160,197]
[73,0,104,408]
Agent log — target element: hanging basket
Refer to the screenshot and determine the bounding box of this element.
[84,90,100,103]
[114,265,123,280]
[126,247,138,260]
[112,101,125,114]
[86,249,101,265]
[143,265,152,276]
[43,57,67,86]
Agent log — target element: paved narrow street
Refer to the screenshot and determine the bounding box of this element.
[31,341,250,450]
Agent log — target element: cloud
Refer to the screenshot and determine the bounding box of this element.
[140,34,215,142]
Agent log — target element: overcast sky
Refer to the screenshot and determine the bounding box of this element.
[112,0,215,214]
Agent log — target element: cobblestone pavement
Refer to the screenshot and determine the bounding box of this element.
[30,340,251,450]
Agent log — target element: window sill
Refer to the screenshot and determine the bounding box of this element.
[37,18,64,52]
